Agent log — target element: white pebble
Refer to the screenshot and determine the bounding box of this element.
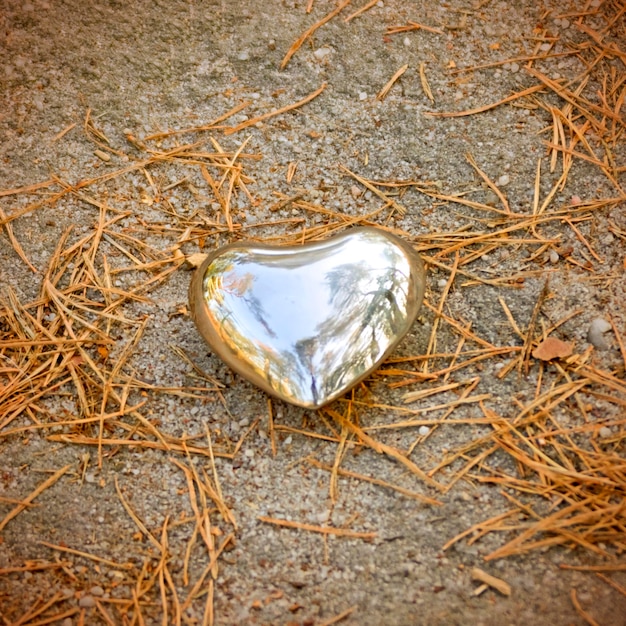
[496,174,510,187]
[313,47,331,60]
[418,425,430,436]
[437,278,447,288]
[238,51,250,61]
[359,91,368,101]
[599,426,612,438]
[404,36,411,47]
[549,249,559,264]
[588,318,612,350]
[510,62,519,73]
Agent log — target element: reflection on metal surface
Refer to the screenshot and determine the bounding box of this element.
[189,227,426,408]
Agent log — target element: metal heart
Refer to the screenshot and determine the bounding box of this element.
[189,227,426,409]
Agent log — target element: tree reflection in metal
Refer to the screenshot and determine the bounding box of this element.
[189,227,426,409]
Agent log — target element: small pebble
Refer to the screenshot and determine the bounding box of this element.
[599,426,611,438]
[418,425,430,436]
[587,317,612,350]
[549,249,559,264]
[358,91,368,101]
[510,62,520,73]
[313,47,331,60]
[94,149,110,162]
[62,619,73,626]
[78,595,96,608]
[350,185,362,199]
[237,51,250,61]
[90,585,104,596]
[496,174,510,187]
[404,36,411,47]
[437,278,447,288]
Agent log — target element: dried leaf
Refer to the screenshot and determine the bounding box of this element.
[532,337,573,361]
[185,253,209,269]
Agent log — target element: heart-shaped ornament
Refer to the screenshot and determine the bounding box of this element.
[189,227,426,408]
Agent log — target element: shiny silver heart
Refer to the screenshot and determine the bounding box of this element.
[189,227,426,409]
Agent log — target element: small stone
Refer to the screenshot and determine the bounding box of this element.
[62,619,73,626]
[358,91,368,101]
[237,51,250,61]
[540,43,551,51]
[268,39,276,51]
[496,174,510,187]
[599,426,611,438]
[84,472,97,484]
[549,250,559,264]
[79,595,96,608]
[437,278,447,288]
[510,62,520,73]
[90,585,104,596]
[418,425,430,436]
[588,318,612,350]
[350,185,362,199]
[313,47,331,60]
[404,36,411,47]
[94,150,110,162]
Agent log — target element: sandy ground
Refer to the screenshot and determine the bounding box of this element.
[1,0,625,624]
